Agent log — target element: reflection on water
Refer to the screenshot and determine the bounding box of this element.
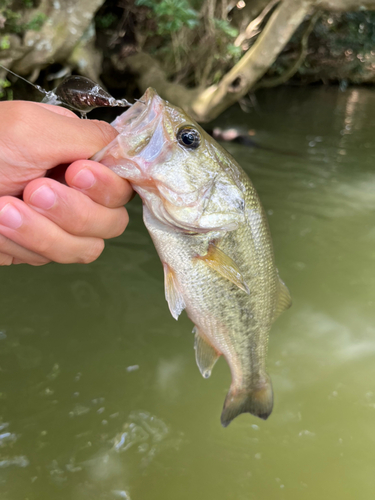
[2,86,375,499]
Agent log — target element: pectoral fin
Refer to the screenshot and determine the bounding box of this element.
[273,276,292,322]
[193,327,220,379]
[163,263,185,320]
[196,243,250,294]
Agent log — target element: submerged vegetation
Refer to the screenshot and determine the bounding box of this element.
[2,0,375,120]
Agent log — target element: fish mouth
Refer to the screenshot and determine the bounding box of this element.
[92,88,167,175]
[111,88,163,136]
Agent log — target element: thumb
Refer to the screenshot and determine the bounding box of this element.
[6,101,119,170]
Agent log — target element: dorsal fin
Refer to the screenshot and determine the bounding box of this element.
[273,276,292,322]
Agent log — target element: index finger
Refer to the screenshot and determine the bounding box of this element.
[65,160,134,208]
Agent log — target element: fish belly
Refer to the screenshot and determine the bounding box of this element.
[143,205,274,376]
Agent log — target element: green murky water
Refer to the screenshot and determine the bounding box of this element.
[2,86,375,499]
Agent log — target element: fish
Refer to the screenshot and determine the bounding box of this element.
[92,88,291,427]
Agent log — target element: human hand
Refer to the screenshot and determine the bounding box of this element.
[0,101,133,265]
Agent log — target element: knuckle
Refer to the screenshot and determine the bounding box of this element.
[79,239,105,264]
[31,259,51,266]
[73,207,92,235]
[110,209,129,238]
[36,237,56,256]
[0,252,13,266]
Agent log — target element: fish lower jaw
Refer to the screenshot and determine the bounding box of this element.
[145,203,209,234]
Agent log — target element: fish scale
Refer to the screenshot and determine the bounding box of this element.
[93,88,291,427]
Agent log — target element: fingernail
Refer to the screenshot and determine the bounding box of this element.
[71,169,96,189]
[29,185,56,210]
[0,204,23,229]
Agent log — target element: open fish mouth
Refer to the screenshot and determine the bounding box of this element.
[91,88,167,171]
[111,88,162,135]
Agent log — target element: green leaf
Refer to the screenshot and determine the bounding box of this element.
[214,19,238,39]
[0,35,10,49]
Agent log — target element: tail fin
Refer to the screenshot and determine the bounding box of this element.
[220,375,273,427]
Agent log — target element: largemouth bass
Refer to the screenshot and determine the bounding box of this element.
[93,88,291,427]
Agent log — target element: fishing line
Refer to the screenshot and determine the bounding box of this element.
[0,63,135,117]
[0,63,55,98]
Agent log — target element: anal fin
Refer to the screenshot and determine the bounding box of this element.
[193,327,220,379]
[163,263,185,320]
[195,242,249,294]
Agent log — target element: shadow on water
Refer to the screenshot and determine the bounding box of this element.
[2,86,375,499]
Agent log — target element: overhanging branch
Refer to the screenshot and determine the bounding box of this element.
[191,0,314,121]
[254,10,320,90]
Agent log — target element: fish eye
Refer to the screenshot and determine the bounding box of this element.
[177,126,201,149]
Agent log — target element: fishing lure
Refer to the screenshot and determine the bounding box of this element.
[0,64,132,118]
